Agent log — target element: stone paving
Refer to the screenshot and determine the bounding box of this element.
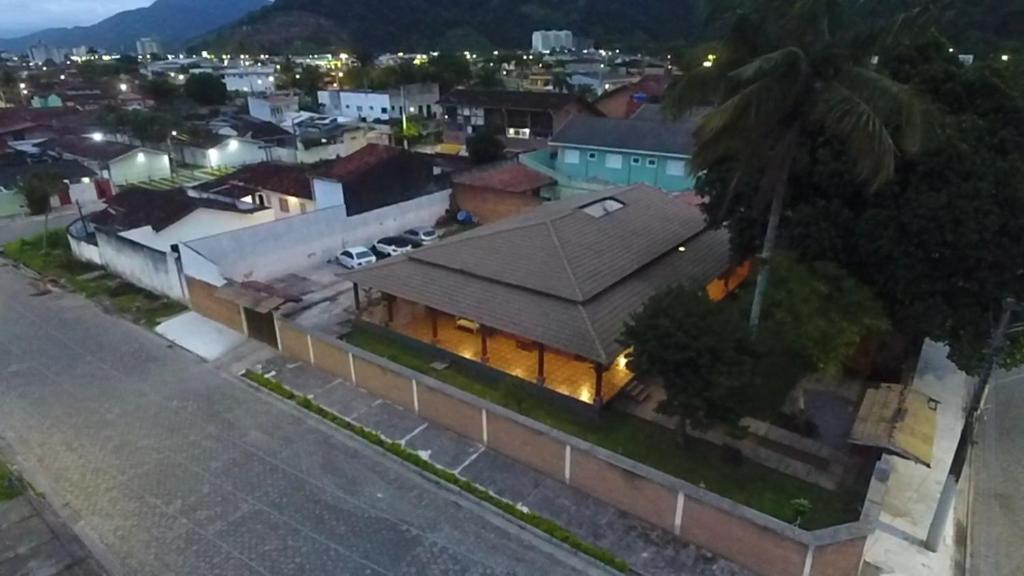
[0,265,613,576]
[257,356,753,576]
[0,494,107,576]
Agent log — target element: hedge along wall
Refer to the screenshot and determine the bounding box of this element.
[270,317,883,576]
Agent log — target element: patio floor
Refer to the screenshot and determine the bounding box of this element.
[363,301,632,405]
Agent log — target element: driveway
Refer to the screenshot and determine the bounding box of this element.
[0,265,613,576]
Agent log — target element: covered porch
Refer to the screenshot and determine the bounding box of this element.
[357,290,633,407]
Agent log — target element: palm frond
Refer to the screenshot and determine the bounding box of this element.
[662,67,726,119]
[813,81,897,190]
[728,47,809,86]
[836,66,928,154]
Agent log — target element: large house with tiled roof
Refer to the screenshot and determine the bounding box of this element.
[344,184,745,410]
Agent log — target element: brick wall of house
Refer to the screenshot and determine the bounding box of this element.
[185,276,244,334]
[278,320,311,363]
[681,498,809,576]
[417,385,485,443]
[244,318,874,576]
[452,184,543,224]
[809,538,866,576]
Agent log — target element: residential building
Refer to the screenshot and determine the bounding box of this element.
[532,30,574,53]
[439,89,599,143]
[567,73,637,95]
[451,162,555,223]
[317,83,439,121]
[593,74,673,119]
[30,94,63,109]
[46,135,171,186]
[247,95,299,124]
[192,162,318,218]
[68,187,274,300]
[169,133,268,169]
[344,185,738,408]
[0,155,102,209]
[136,37,162,58]
[28,42,69,65]
[219,67,276,93]
[535,107,701,193]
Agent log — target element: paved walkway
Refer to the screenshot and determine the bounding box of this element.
[862,340,967,576]
[251,355,752,576]
[0,493,107,576]
[0,265,613,576]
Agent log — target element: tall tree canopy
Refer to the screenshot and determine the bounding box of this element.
[665,0,926,332]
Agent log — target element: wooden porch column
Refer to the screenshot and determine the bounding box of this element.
[593,363,605,409]
[429,307,439,343]
[384,294,394,326]
[352,282,361,313]
[480,327,489,364]
[536,343,546,385]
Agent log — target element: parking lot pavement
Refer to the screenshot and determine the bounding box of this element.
[255,356,753,576]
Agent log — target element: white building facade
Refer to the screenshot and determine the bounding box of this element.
[531,30,574,53]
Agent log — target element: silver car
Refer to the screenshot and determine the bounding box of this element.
[402,226,438,245]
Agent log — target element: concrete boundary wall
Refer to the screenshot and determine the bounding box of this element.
[251,317,885,576]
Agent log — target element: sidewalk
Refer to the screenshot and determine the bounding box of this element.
[245,353,754,576]
[862,340,968,576]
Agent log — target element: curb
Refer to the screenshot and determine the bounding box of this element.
[231,370,628,575]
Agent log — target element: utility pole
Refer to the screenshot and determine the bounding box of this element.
[925,297,1020,551]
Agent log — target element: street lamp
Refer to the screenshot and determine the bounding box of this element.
[119,83,128,92]
[1002,54,1011,62]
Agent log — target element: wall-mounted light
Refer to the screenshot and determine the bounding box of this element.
[90,132,104,142]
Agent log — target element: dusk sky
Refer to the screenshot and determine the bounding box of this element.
[0,0,151,38]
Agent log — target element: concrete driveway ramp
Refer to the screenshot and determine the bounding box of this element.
[155,311,247,361]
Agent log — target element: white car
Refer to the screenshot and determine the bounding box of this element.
[374,236,415,257]
[402,226,438,245]
[336,247,376,269]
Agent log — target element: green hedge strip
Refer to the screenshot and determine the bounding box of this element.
[243,370,629,573]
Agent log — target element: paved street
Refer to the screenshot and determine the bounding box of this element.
[0,264,613,575]
[0,211,78,245]
[970,368,1024,576]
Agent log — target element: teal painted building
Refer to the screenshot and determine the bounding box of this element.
[31,94,63,109]
[541,106,700,194]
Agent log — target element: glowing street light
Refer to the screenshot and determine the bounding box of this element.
[119,83,128,92]
[1001,54,1011,62]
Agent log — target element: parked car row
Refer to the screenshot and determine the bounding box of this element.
[335,226,438,270]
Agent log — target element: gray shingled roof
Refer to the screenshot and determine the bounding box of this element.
[345,185,731,364]
[550,114,697,157]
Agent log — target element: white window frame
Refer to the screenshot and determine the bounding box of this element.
[605,153,623,169]
[631,156,642,166]
[587,151,598,161]
[646,158,658,168]
[563,149,580,164]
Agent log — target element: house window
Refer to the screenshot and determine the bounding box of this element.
[279,196,290,213]
[255,193,267,207]
[666,160,686,176]
[300,202,308,214]
[587,151,598,161]
[563,149,580,164]
[605,154,623,169]
[646,158,658,168]
[356,105,363,112]
[631,156,642,166]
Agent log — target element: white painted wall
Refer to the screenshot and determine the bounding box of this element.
[248,190,314,219]
[119,208,276,252]
[311,178,345,210]
[68,235,102,265]
[207,138,268,169]
[336,91,391,121]
[222,68,276,93]
[94,231,185,300]
[183,189,451,282]
[108,149,171,185]
[247,95,298,123]
[179,243,227,288]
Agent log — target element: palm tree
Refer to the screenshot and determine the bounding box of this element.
[666,0,927,333]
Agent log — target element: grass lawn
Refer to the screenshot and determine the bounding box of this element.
[3,230,186,328]
[347,327,864,530]
[0,460,22,502]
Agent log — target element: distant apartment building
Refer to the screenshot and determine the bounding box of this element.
[28,42,69,65]
[317,83,439,121]
[219,67,276,93]
[247,95,299,124]
[136,37,162,58]
[531,30,573,53]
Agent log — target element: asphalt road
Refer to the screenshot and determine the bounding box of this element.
[969,369,1024,576]
[0,264,612,576]
[0,211,78,245]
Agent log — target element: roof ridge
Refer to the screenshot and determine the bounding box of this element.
[545,220,584,301]
[575,302,607,365]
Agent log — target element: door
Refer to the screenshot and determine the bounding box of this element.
[243,307,278,347]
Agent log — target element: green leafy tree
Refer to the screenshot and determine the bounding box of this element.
[466,129,506,164]
[665,0,925,333]
[141,77,178,104]
[761,253,890,373]
[19,172,66,252]
[621,285,757,430]
[184,72,227,106]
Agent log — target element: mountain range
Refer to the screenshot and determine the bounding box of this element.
[194,0,705,55]
[0,0,270,53]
